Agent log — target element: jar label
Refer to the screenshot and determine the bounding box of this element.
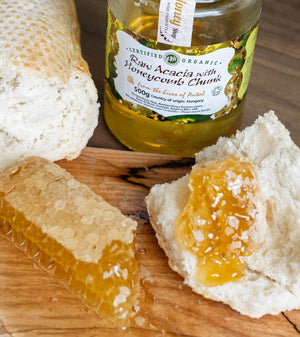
[114,30,234,117]
[106,8,258,124]
[157,0,196,47]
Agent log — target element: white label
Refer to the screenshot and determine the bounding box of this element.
[157,0,196,47]
[115,30,234,118]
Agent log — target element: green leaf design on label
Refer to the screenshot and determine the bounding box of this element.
[238,25,259,99]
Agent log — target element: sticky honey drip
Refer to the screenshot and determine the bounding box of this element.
[175,156,259,287]
[0,196,139,324]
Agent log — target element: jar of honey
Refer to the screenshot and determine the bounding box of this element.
[104,0,262,157]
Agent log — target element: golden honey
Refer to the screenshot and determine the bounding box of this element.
[0,157,139,325]
[175,157,260,287]
[0,201,139,323]
[104,0,262,156]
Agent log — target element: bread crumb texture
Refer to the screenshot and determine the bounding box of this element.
[146,111,300,318]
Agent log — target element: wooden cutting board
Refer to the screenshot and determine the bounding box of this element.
[0,147,299,337]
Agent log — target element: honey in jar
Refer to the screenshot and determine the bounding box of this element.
[104,0,262,156]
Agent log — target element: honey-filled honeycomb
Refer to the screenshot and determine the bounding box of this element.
[0,0,88,80]
[176,156,262,287]
[0,157,139,325]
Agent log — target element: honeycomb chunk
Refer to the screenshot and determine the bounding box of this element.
[175,156,262,287]
[0,0,89,81]
[0,157,139,325]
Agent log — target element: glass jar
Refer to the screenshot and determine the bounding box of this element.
[104,0,262,157]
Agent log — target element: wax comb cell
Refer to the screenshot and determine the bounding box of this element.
[0,157,139,325]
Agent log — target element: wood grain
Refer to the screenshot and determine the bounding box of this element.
[0,148,300,337]
[75,0,300,150]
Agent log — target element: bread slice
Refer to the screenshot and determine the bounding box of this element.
[0,0,99,171]
[146,111,300,318]
[0,157,139,324]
